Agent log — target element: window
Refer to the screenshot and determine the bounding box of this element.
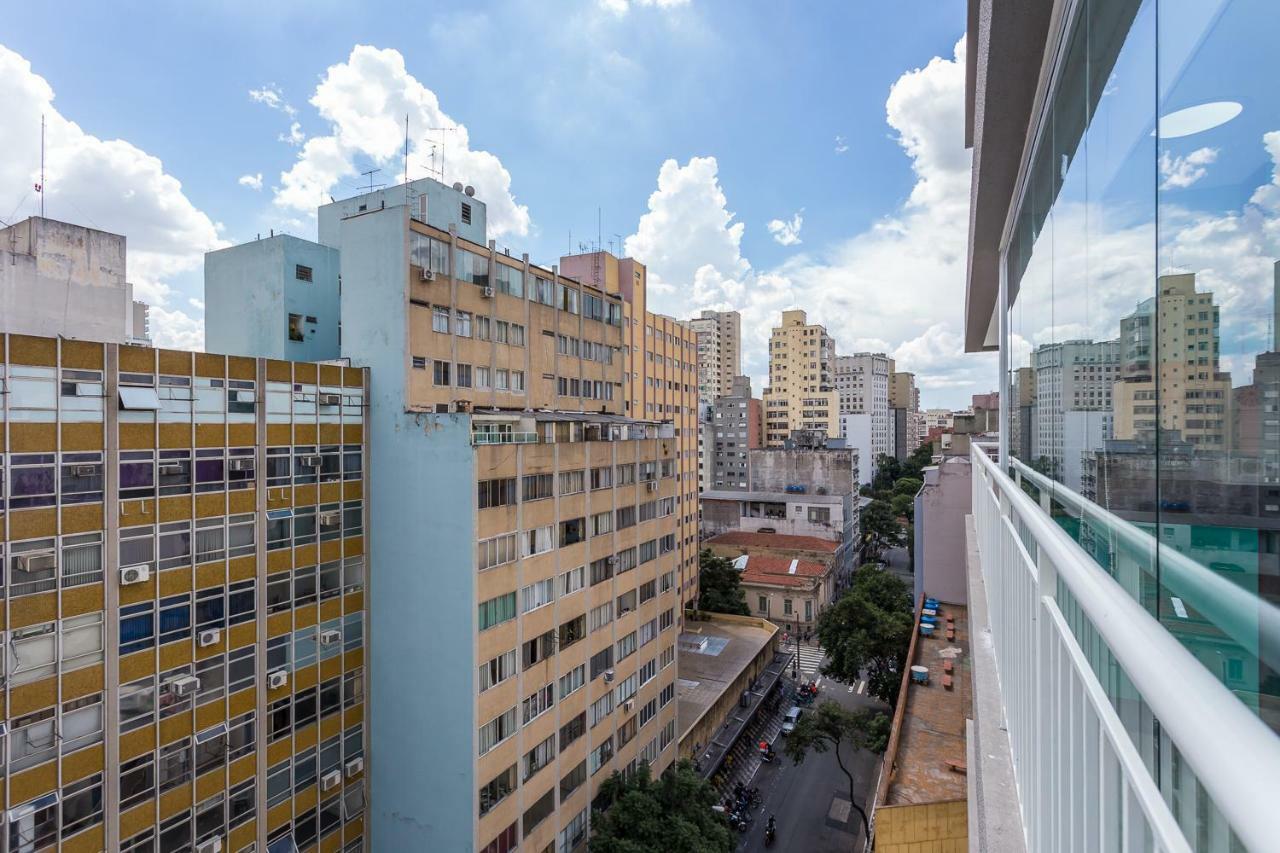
[559,614,585,649]
[590,647,614,680]
[590,736,615,774]
[560,759,587,800]
[412,356,426,370]
[432,306,451,333]
[480,649,518,693]
[461,202,472,225]
[478,477,517,509]
[615,505,636,529]
[616,590,637,616]
[522,525,554,558]
[523,788,555,835]
[559,517,585,547]
[479,765,517,818]
[590,511,612,537]
[558,469,584,495]
[296,264,313,282]
[559,566,585,596]
[457,363,472,388]
[478,707,517,756]
[433,360,451,386]
[523,734,556,782]
[478,532,518,571]
[523,631,555,669]
[522,473,554,501]
[559,664,586,699]
[288,313,305,342]
[478,592,517,631]
[455,310,473,337]
[520,578,555,613]
[616,631,637,661]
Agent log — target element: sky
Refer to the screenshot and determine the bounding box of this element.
[0,0,993,409]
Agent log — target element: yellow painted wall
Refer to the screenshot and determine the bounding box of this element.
[875,799,968,853]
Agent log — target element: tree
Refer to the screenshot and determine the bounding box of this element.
[816,565,914,706]
[871,453,902,493]
[781,701,891,843]
[889,493,914,523]
[697,549,749,616]
[891,476,923,498]
[860,499,902,557]
[590,760,734,853]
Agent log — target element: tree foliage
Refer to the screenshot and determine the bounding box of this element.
[890,493,914,523]
[816,565,914,706]
[891,477,923,498]
[781,701,891,840]
[697,549,749,616]
[860,499,902,556]
[589,760,734,853]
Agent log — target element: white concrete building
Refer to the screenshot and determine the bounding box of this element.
[835,353,893,469]
[840,412,875,486]
[1031,339,1118,485]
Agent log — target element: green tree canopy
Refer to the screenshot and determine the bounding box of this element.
[781,700,891,842]
[816,565,914,705]
[860,499,902,556]
[890,493,914,523]
[891,477,923,498]
[697,549,749,616]
[589,760,734,853]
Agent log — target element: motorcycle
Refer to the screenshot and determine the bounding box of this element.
[729,810,749,832]
[764,825,776,847]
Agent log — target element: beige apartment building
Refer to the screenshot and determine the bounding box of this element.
[762,310,839,446]
[1112,273,1231,449]
[687,310,741,403]
[0,333,370,853]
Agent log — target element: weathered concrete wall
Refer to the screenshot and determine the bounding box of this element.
[750,447,855,495]
[914,457,972,605]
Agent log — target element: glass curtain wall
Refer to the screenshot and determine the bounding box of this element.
[1005,0,1279,847]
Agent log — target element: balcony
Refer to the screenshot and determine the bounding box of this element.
[470,431,538,445]
[963,442,1280,852]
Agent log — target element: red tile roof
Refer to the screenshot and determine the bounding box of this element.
[736,554,828,578]
[707,531,839,553]
[739,570,813,588]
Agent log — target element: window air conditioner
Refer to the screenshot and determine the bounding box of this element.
[158,464,185,476]
[420,268,436,282]
[318,393,341,406]
[321,770,343,791]
[198,629,221,648]
[16,553,56,573]
[228,458,253,472]
[267,670,289,690]
[301,455,322,467]
[606,556,616,566]
[195,838,222,853]
[120,565,151,585]
[481,286,495,298]
[646,481,657,493]
[72,464,100,477]
[345,757,364,778]
[454,400,471,413]
[603,669,615,683]
[164,675,201,697]
[319,512,340,526]
[319,629,342,646]
[622,700,634,713]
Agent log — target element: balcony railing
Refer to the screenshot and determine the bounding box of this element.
[471,431,538,446]
[970,442,1280,853]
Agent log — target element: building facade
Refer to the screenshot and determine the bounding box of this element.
[888,370,921,461]
[686,310,740,404]
[0,333,369,853]
[1029,339,1118,490]
[834,353,893,477]
[705,376,762,491]
[762,310,838,447]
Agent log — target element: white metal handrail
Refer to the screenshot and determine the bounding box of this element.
[971,442,1280,853]
[1010,455,1280,671]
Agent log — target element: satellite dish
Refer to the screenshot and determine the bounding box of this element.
[464,185,475,197]
[452,182,464,192]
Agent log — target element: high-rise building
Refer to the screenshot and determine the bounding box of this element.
[706,375,763,491]
[834,353,893,478]
[207,177,697,852]
[687,309,741,403]
[1030,339,1118,490]
[1,217,151,345]
[0,331,370,853]
[762,310,838,446]
[887,369,920,461]
[1112,273,1231,450]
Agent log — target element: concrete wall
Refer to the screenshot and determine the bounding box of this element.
[338,207,477,851]
[749,447,855,496]
[319,177,486,248]
[913,458,972,605]
[205,235,340,362]
[0,217,133,342]
[841,413,875,486]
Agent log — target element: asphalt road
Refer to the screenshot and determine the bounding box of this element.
[734,659,888,853]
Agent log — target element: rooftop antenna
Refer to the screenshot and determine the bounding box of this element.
[360,168,383,193]
[403,114,409,188]
[38,114,45,217]
[425,127,460,183]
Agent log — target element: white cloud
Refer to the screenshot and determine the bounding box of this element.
[249,85,296,117]
[274,45,530,237]
[279,121,305,146]
[834,135,849,154]
[599,0,690,14]
[1159,146,1218,190]
[766,211,803,246]
[0,44,222,350]
[631,38,988,406]
[238,172,264,191]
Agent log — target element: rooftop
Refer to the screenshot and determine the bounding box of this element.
[705,531,839,553]
[885,602,971,806]
[677,615,778,743]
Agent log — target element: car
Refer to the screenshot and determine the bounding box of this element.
[781,706,803,736]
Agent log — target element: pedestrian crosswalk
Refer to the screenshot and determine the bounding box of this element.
[795,644,826,676]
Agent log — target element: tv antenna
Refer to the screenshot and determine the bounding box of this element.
[359,168,385,194]
[425,126,461,183]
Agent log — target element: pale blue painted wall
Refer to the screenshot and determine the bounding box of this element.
[318,177,487,248]
[337,207,477,851]
[204,234,340,362]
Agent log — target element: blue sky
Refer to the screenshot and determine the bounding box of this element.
[1,0,991,407]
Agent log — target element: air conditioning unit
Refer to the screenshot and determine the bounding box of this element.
[158,463,185,476]
[603,669,615,683]
[228,458,253,472]
[453,400,471,413]
[195,838,222,853]
[319,629,342,646]
[73,463,99,477]
[267,670,289,690]
[318,393,341,406]
[16,553,56,573]
[301,455,322,467]
[164,675,201,697]
[420,268,436,282]
[606,556,617,566]
[120,564,151,585]
[646,482,658,493]
[319,511,340,526]
[481,286,495,298]
[345,757,364,778]
[198,629,221,648]
[622,700,634,713]
[321,770,343,791]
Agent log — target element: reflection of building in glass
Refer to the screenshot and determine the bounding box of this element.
[1030,339,1117,490]
[1113,273,1231,450]
[1233,262,1280,486]
[1010,366,1035,463]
